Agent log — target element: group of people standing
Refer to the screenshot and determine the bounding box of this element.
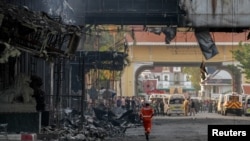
[183,98,217,117]
[115,96,145,113]
[151,99,165,116]
[183,98,196,117]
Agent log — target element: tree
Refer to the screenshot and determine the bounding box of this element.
[80,25,131,92]
[182,67,201,91]
[231,42,250,81]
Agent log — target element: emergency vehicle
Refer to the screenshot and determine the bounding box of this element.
[148,93,170,102]
[164,94,185,116]
[220,92,243,116]
[243,95,250,116]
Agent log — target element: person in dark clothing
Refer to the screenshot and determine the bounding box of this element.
[116,96,122,107]
[131,97,136,112]
[30,75,45,112]
[189,99,196,117]
[125,97,131,110]
[159,100,164,116]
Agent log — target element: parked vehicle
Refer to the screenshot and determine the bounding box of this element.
[244,95,250,116]
[219,92,243,116]
[164,94,185,116]
[148,93,170,115]
[149,93,170,102]
[241,94,247,112]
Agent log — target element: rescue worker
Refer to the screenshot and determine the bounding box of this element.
[139,100,154,141]
[183,98,189,116]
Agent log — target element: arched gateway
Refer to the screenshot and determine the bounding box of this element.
[122,31,248,97]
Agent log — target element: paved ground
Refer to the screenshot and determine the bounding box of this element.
[2,112,249,141]
[106,112,250,141]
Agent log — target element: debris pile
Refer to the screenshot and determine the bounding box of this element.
[40,107,141,141]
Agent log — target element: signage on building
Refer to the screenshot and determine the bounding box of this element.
[142,79,158,94]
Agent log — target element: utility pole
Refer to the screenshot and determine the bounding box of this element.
[81,57,86,126]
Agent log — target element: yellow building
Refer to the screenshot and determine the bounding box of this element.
[122,31,249,97]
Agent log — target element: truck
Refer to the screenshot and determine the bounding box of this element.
[219,92,243,116]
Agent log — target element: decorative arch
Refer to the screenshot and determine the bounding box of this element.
[133,62,242,96]
[217,65,242,93]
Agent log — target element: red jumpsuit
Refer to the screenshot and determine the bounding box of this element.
[140,105,154,134]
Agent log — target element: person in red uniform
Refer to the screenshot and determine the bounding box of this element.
[140,100,154,141]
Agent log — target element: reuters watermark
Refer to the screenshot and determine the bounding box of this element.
[208,125,250,140]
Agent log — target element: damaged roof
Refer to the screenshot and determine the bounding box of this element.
[0,2,82,60]
[0,2,128,71]
[73,51,129,71]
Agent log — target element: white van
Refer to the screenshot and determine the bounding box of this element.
[244,95,250,116]
[149,93,169,101]
[165,94,185,116]
[218,92,243,116]
[149,93,170,103]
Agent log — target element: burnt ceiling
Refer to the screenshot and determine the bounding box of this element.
[2,0,249,31]
[0,2,82,60]
[74,51,129,71]
[1,0,250,70]
[0,1,129,71]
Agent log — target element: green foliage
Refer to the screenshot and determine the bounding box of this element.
[182,67,201,91]
[231,42,250,80]
[80,25,128,52]
[226,65,241,76]
[81,25,131,83]
[98,32,116,51]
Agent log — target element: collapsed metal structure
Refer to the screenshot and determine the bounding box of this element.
[0,1,128,132]
[1,0,250,133]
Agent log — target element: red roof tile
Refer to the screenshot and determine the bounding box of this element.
[242,84,250,94]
